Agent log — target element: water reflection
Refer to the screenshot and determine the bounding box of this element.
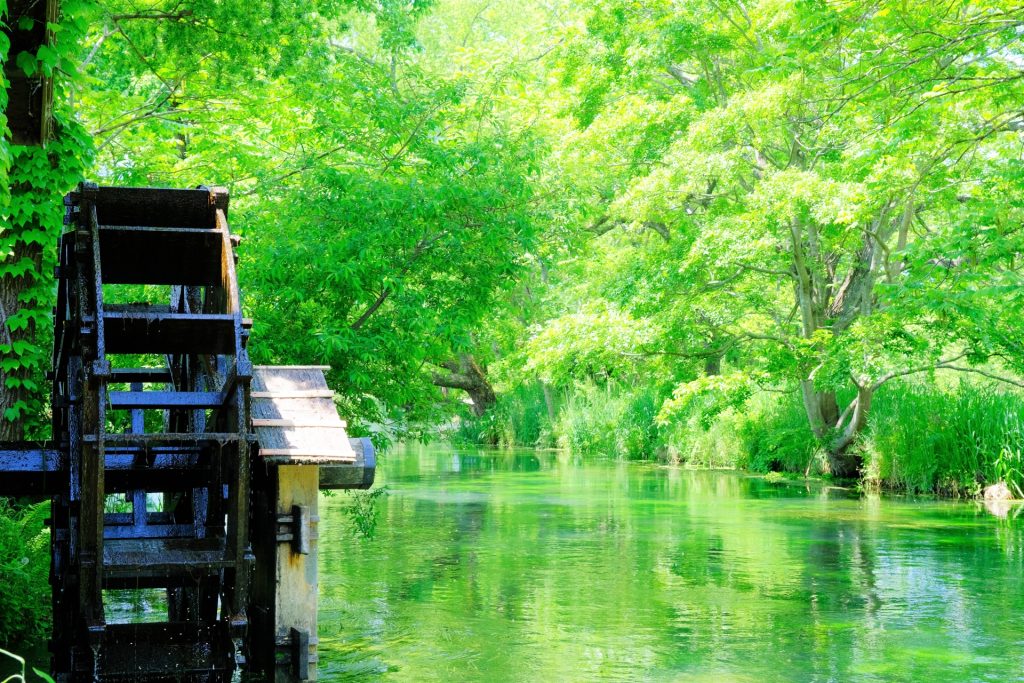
[317,444,1024,682]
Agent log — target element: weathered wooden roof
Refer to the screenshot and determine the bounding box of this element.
[252,366,357,464]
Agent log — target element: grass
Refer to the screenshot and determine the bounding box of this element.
[554,383,653,459]
[860,381,1024,496]
[454,382,555,448]
[733,393,818,474]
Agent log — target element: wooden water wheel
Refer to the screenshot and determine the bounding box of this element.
[0,183,377,681]
[50,184,254,679]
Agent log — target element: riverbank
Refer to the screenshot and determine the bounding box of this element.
[455,378,1024,498]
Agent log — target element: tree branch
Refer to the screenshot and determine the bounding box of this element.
[111,10,195,21]
[870,353,968,390]
[933,365,1024,390]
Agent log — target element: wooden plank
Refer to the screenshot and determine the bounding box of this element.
[98,622,235,676]
[216,208,241,315]
[93,186,215,228]
[99,226,223,285]
[99,433,247,444]
[103,524,196,540]
[252,419,347,428]
[103,537,234,579]
[0,446,62,471]
[108,391,224,410]
[251,391,334,399]
[0,447,64,495]
[104,311,236,354]
[258,448,356,461]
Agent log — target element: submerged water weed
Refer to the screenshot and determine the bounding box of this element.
[345,487,390,539]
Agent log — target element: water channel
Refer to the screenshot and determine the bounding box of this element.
[314,444,1024,682]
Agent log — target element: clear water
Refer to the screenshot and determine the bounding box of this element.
[316,444,1024,682]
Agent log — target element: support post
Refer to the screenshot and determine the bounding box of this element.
[251,464,321,681]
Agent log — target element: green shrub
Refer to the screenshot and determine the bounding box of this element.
[458,374,1024,497]
[455,382,554,448]
[734,393,817,473]
[664,410,744,468]
[0,501,51,643]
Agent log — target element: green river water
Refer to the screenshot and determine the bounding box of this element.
[6,443,1023,682]
[315,444,1024,682]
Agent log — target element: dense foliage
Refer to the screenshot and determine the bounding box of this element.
[0,500,49,643]
[1,0,92,438]
[2,0,1023,493]
[518,0,1024,479]
[64,0,552,438]
[478,0,1024,493]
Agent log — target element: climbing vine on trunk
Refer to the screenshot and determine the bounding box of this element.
[0,1,93,439]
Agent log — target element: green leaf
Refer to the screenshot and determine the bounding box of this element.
[33,667,57,683]
[15,50,38,77]
[36,45,59,75]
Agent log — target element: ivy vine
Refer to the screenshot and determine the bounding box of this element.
[1,1,94,437]
[1,0,10,216]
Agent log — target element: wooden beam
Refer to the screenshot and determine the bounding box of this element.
[251,391,334,399]
[251,419,347,429]
[108,391,224,410]
[258,449,356,461]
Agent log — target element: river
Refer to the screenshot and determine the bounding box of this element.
[316,443,1024,682]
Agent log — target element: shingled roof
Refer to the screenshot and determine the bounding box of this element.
[251,366,356,464]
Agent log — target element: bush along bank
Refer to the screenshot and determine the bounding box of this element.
[454,379,1024,498]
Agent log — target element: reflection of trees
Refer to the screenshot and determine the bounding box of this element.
[316,447,1024,681]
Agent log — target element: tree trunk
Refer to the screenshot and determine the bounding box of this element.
[791,213,889,480]
[825,443,863,479]
[825,385,873,478]
[541,381,556,423]
[800,383,865,478]
[432,354,496,416]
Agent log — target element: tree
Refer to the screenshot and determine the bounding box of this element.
[75,0,546,436]
[552,0,1024,474]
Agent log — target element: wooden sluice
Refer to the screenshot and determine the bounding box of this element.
[0,184,375,681]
